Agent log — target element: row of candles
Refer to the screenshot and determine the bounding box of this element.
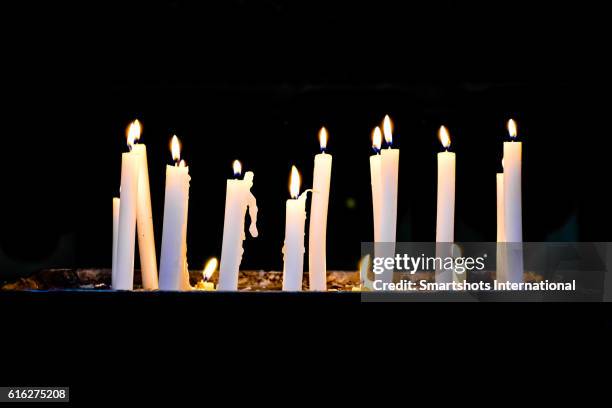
[111,116,522,291]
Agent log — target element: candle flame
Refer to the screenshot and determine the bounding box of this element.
[202,257,218,281]
[438,126,451,149]
[171,135,181,163]
[126,120,141,148]
[372,126,382,151]
[507,119,517,138]
[319,127,328,151]
[233,160,242,177]
[289,165,301,199]
[383,115,393,145]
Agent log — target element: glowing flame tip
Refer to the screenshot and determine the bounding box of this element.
[233,160,242,177]
[202,257,218,281]
[438,125,451,149]
[171,135,181,163]
[318,127,328,151]
[507,119,517,138]
[289,165,301,199]
[383,115,393,144]
[372,127,382,151]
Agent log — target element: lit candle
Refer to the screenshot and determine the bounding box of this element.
[113,130,140,290]
[282,166,309,291]
[218,160,259,291]
[308,127,332,291]
[503,119,523,282]
[159,136,192,291]
[112,197,120,277]
[369,115,399,284]
[435,126,455,283]
[436,125,455,242]
[128,120,159,290]
[496,169,506,278]
[503,119,522,243]
[196,257,218,291]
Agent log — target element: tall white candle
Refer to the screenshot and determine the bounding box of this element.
[503,119,522,243]
[282,166,309,291]
[112,197,120,279]
[435,126,455,283]
[436,126,455,242]
[218,161,259,291]
[380,116,399,244]
[159,136,192,291]
[114,134,140,290]
[128,120,159,290]
[308,127,332,291]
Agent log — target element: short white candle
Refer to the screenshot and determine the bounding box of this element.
[435,126,455,242]
[308,127,332,291]
[112,197,120,278]
[159,136,192,291]
[114,132,140,290]
[128,120,159,290]
[282,166,309,291]
[218,161,259,291]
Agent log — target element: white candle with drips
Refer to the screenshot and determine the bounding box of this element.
[436,125,455,243]
[159,136,192,291]
[218,160,259,291]
[308,127,332,291]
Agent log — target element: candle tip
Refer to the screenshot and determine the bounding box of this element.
[127,119,141,147]
[289,165,301,199]
[318,127,328,152]
[507,119,518,139]
[372,126,382,153]
[233,160,242,178]
[438,125,451,150]
[171,135,181,164]
[383,115,393,146]
[202,257,218,282]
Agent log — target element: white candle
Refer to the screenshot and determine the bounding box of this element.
[282,166,309,291]
[308,127,332,291]
[496,171,506,278]
[114,134,140,290]
[112,197,120,278]
[128,120,159,290]
[369,116,399,285]
[503,119,522,243]
[436,126,455,242]
[218,161,259,291]
[380,116,399,244]
[159,136,192,291]
[435,126,455,283]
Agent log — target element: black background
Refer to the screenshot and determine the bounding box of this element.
[1,1,609,278]
[1,0,610,399]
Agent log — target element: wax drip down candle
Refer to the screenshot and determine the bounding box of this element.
[217,160,259,291]
[282,166,310,291]
[159,136,192,291]
[435,125,456,283]
[308,127,332,291]
[113,128,140,290]
[128,120,159,290]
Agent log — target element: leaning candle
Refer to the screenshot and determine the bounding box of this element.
[282,166,309,291]
[128,120,159,290]
[308,127,332,291]
[159,136,192,291]
[111,197,120,278]
[503,119,522,243]
[218,161,259,291]
[436,125,455,242]
[114,132,140,290]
